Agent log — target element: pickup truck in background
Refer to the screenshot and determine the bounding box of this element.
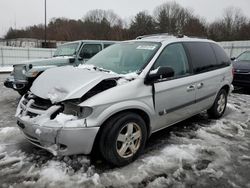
[4,40,116,95]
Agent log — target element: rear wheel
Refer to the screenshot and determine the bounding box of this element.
[207,89,227,119]
[99,112,147,166]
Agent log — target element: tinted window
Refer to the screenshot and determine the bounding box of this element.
[80,44,102,59]
[211,43,230,66]
[184,42,217,73]
[153,43,190,77]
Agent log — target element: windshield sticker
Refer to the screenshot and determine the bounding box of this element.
[136,45,157,50]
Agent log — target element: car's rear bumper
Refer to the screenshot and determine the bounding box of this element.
[17,117,99,156]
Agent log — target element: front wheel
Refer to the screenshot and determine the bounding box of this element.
[207,89,228,119]
[99,112,147,166]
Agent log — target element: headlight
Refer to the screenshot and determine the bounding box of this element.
[63,102,93,118]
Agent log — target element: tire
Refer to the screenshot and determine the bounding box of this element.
[207,89,228,119]
[99,112,147,166]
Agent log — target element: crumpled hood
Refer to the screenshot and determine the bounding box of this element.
[23,56,73,67]
[30,66,118,103]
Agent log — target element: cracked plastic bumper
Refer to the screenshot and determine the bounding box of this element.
[16,117,99,156]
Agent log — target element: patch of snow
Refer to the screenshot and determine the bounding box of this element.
[77,64,96,71]
[77,64,117,75]
[0,66,13,73]
[0,145,5,153]
[227,103,240,111]
[54,113,78,125]
[149,67,160,75]
[47,86,69,104]
[117,72,139,85]
[39,161,67,181]
[0,127,20,142]
[21,160,101,187]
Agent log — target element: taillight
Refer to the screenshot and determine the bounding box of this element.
[232,67,235,77]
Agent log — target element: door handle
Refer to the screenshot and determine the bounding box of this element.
[197,83,204,89]
[187,85,195,92]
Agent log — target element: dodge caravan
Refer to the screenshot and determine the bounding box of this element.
[16,34,233,166]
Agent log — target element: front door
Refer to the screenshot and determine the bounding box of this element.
[151,43,196,131]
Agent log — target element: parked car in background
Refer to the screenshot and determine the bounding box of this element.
[232,51,250,89]
[16,34,233,166]
[4,40,116,95]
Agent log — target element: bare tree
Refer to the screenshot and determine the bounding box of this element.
[208,7,248,40]
[153,1,193,34]
[84,9,123,27]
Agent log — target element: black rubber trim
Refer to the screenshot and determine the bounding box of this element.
[159,92,216,116]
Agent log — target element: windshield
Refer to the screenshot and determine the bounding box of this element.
[85,42,161,74]
[237,51,250,61]
[54,42,80,57]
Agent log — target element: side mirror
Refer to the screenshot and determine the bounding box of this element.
[231,57,236,61]
[145,66,174,84]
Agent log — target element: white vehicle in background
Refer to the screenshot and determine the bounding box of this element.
[4,40,116,95]
[16,34,233,166]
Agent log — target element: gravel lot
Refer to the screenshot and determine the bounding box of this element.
[0,73,250,188]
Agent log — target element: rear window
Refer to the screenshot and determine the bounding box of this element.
[184,42,218,74]
[211,43,231,66]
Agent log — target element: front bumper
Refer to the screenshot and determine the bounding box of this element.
[16,95,99,156]
[17,118,99,156]
[233,73,250,88]
[4,76,29,91]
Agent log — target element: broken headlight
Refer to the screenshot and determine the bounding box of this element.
[63,102,93,118]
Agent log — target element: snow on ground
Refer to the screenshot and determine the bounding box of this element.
[0,74,250,188]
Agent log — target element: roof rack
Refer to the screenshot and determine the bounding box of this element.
[187,35,207,39]
[136,33,184,40]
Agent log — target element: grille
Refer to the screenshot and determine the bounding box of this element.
[21,94,62,119]
[234,74,250,81]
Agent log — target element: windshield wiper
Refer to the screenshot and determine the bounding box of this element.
[93,66,112,73]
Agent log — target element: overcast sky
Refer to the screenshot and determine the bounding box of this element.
[0,0,250,38]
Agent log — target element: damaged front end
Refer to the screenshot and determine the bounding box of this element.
[15,67,138,156]
[16,93,99,156]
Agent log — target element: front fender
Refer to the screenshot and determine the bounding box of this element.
[86,99,155,130]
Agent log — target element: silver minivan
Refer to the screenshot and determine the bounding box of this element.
[16,34,233,166]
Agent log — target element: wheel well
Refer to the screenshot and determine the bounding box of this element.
[91,109,151,154]
[221,85,230,94]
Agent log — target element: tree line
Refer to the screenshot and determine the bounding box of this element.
[5,1,250,42]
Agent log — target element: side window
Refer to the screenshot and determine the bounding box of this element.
[153,43,190,77]
[184,42,217,74]
[79,44,102,59]
[211,43,231,66]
